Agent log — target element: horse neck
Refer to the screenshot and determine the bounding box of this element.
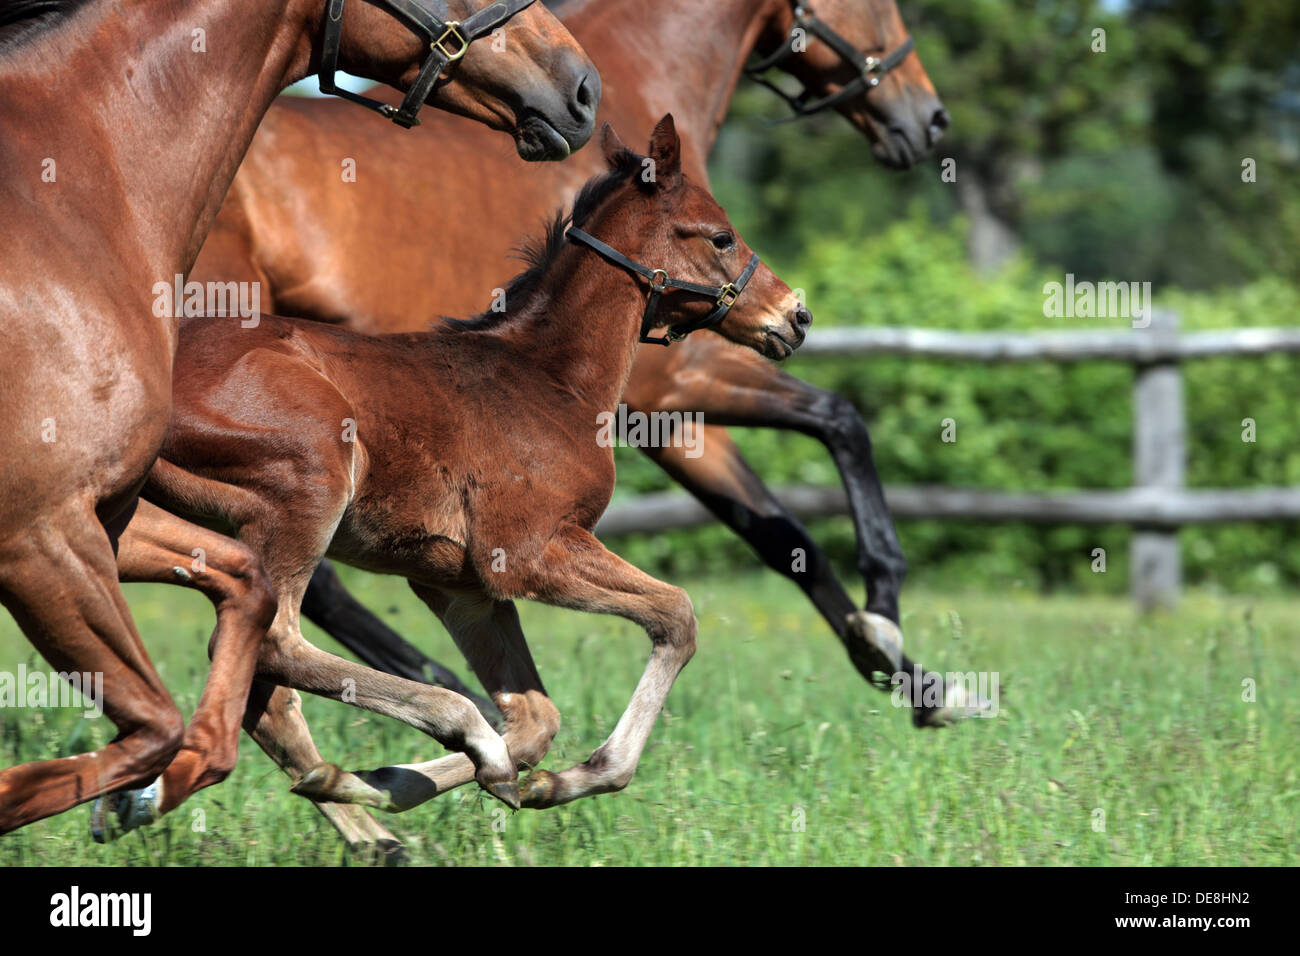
[493,241,657,413]
[0,0,312,284]
[564,0,786,174]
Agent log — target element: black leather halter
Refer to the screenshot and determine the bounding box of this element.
[319,0,539,128]
[566,228,761,347]
[745,0,914,120]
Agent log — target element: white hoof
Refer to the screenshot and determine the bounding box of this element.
[90,777,162,843]
[846,610,904,677]
[925,681,997,726]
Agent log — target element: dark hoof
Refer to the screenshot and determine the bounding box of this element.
[482,778,521,811]
[347,837,410,867]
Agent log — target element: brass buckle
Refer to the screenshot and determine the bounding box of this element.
[433,21,469,62]
[650,269,669,292]
[716,284,740,308]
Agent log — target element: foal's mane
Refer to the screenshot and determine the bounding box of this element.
[442,148,646,334]
[0,0,91,52]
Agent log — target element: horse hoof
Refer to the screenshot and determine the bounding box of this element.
[482,778,520,811]
[518,769,559,809]
[290,762,344,802]
[916,681,996,727]
[90,777,162,843]
[846,610,904,677]
[347,837,410,867]
[377,839,410,867]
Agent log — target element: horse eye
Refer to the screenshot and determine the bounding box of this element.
[712,232,735,251]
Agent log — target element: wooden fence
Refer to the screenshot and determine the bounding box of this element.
[594,310,1300,610]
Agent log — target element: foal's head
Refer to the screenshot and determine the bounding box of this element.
[570,116,811,360]
[329,0,599,158]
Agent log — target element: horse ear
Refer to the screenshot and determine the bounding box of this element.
[601,123,629,168]
[647,114,682,188]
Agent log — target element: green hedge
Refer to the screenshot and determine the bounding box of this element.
[608,211,1300,595]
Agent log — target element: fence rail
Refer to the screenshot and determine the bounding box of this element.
[795,324,1300,361]
[594,311,1300,611]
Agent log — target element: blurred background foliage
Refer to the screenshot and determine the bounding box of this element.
[608,0,1300,597]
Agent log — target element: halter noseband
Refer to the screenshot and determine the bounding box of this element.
[566,228,761,347]
[745,1,914,120]
[319,0,539,128]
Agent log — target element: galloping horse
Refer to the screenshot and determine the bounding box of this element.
[0,0,596,834]
[192,0,953,720]
[133,117,810,818]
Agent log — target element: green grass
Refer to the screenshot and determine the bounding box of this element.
[1,568,1297,866]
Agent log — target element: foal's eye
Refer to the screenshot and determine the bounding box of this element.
[711,232,735,251]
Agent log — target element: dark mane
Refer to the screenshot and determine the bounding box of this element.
[0,0,91,52]
[442,148,645,334]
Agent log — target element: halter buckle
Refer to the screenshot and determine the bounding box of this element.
[863,56,886,86]
[717,284,740,309]
[433,21,469,62]
[650,269,670,293]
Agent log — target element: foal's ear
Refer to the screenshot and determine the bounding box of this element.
[647,114,682,189]
[601,123,629,168]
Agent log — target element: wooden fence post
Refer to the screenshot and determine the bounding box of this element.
[1131,308,1185,611]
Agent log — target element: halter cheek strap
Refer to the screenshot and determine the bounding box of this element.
[566,227,761,347]
[320,0,540,129]
[746,0,915,121]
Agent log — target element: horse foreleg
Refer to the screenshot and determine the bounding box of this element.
[639,425,976,724]
[511,525,695,807]
[641,424,916,681]
[631,356,906,622]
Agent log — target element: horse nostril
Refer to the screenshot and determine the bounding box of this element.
[795,306,813,331]
[571,70,600,121]
[928,107,950,145]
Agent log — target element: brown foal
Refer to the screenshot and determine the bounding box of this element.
[129,117,809,817]
[193,0,952,719]
[0,0,596,835]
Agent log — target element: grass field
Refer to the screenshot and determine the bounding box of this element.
[1,567,1296,866]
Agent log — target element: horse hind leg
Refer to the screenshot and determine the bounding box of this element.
[292,586,561,815]
[103,503,409,859]
[300,560,501,726]
[91,500,277,840]
[0,500,184,834]
[243,681,408,864]
[301,529,699,812]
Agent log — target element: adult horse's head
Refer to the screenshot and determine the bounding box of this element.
[322,0,600,159]
[570,116,811,361]
[751,0,948,169]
